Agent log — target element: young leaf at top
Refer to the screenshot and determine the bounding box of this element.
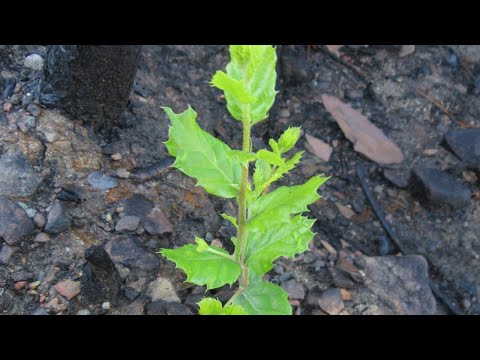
[160,242,240,290]
[163,106,242,198]
[232,277,292,315]
[211,45,278,124]
[278,127,301,154]
[198,298,247,315]
[248,176,328,232]
[245,215,315,275]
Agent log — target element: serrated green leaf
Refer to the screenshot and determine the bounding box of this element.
[253,158,271,194]
[213,45,277,125]
[211,71,257,104]
[246,215,315,275]
[257,149,284,166]
[198,298,247,315]
[221,213,238,229]
[248,176,328,232]
[163,106,242,198]
[269,139,280,155]
[278,127,301,154]
[160,244,240,290]
[229,150,257,166]
[233,278,291,315]
[253,151,304,198]
[194,237,209,252]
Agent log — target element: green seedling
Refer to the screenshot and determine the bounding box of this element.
[160,45,328,315]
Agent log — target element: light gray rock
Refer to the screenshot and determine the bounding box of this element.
[0,152,42,197]
[147,277,180,303]
[0,197,35,245]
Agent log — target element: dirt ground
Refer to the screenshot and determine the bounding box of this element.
[1,45,479,315]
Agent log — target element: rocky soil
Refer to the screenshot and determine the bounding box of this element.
[1,45,479,315]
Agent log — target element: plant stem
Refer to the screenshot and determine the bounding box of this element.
[235,106,251,288]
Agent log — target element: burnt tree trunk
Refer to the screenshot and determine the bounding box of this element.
[40,45,141,130]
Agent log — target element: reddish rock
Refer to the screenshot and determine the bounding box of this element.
[55,279,81,300]
[14,281,28,291]
[318,288,344,315]
[143,207,173,235]
[3,103,13,112]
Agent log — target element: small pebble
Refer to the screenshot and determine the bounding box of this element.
[34,232,51,243]
[29,281,41,290]
[25,208,37,218]
[14,281,28,291]
[111,153,122,161]
[34,213,46,228]
[423,148,438,156]
[102,302,111,310]
[32,308,49,316]
[3,103,13,112]
[211,239,223,248]
[116,168,130,179]
[77,309,91,315]
[24,54,45,71]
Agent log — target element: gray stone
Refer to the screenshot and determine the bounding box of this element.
[24,116,36,128]
[0,245,17,265]
[27,103,42,117]
[143,207,173,235]
[0,111,8,125]
[0,197,35,245]
[77,309,91,315]
[11,271,34,282]
[24,54,45,71]
[360,255,436,315]
[444,129,480,167]
[0,152,42,197]
[31,308,49,315]
[410,167,471,209]
[115,215,140,232]
[105,236,160,272]
[146,301,167,315]
[44,201,71,234]
[318,288,344,315]
[448,45,480,63]
[87,171,118,191]
[147,277,180,303]
[281,279,306,300]
[25,207,37,218]
[123,194,154,218]
[165,302,194,315]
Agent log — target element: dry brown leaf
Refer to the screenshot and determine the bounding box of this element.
[305,133,332,162]
[326,45,344,57]
[399,45,415,58]
[322,94,405,165]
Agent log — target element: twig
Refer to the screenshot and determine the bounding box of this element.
[356,163,464,315]
[320,46,373,84]
[416,88,457,120]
